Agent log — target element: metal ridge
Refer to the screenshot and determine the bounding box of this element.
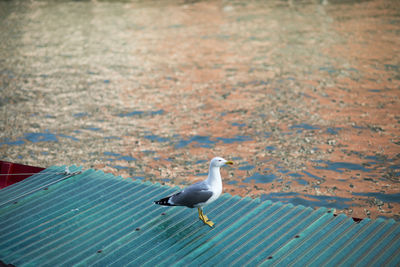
[0,167,399,266]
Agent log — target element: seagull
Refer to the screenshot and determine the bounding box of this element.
[154,157,234,227]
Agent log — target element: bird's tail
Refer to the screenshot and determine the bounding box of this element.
[154,196,174,206]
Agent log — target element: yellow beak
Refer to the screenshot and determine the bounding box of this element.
[225,161,234,165]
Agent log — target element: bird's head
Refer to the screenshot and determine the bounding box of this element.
[210,157,234,168]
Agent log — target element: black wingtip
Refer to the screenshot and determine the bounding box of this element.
[154,196,174,206]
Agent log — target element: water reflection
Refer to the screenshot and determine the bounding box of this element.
[0,0,399,220]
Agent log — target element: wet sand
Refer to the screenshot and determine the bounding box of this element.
[1,0,399,220]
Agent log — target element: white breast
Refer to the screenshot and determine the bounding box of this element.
[204,182,222,205]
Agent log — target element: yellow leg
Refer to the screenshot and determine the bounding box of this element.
[198,207,214,228]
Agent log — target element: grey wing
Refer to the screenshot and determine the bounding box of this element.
[170,181,213,208]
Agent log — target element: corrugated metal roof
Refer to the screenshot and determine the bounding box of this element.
[0,166,399,266]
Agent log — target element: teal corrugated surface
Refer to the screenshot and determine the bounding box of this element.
[0,167,399,266]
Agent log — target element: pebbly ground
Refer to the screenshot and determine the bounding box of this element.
[1,0,399,220]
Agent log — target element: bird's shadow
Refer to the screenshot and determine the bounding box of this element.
[146,209,211,241]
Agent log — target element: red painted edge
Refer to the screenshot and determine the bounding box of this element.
[0,161,45,189]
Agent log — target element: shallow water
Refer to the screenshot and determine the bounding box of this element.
[1,0,399,220]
